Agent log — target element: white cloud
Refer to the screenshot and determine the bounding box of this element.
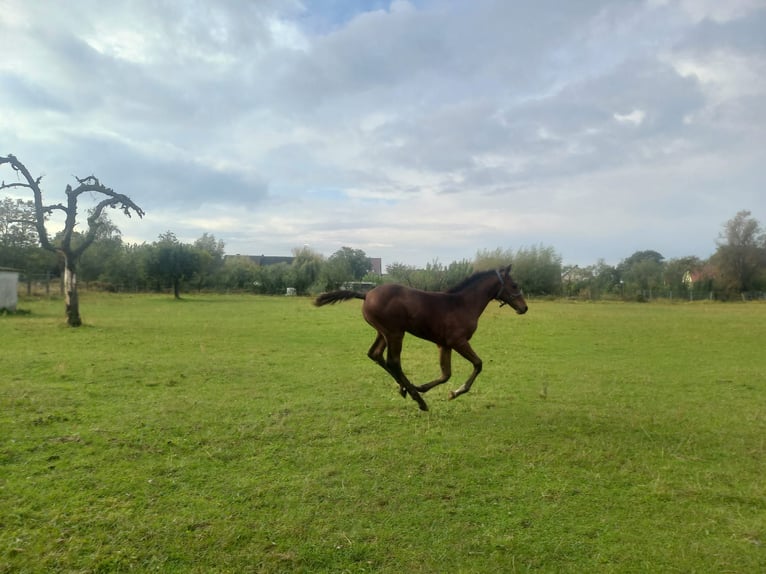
[83,29,152,64]
[676,0,763,23]
[390,0,415,15]
[613,109,647,125]
[1,0,764,267]
[268,17,310,51]
[668,50,766,102]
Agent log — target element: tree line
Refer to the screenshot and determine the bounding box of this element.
[2,194,764,301]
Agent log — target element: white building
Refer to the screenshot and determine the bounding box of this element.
[0,267,19,311]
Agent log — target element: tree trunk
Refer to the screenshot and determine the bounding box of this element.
[64,262,82,327]
[173,278,181,299]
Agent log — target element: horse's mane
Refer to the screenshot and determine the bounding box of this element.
[446,269,496,294]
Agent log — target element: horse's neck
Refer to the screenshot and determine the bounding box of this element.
[456,277,496,316]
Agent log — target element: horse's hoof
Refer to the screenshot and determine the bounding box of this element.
[419,403,429,411]
[448,391,456,400]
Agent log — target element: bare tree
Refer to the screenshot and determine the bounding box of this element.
[1,154,144,326]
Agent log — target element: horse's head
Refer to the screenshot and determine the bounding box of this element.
[495,265,528,314]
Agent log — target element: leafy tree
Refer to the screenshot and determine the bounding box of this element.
[0,196,56,276]
[319,255,352,291]
[561,265,583,297]
[562,260,620,300]
[0,197,38,250]
[410,259,449,291]
[386,262,416,286]
[76,212,124,287]
[253,262,292,294]
[317,246,370,290]
[444,259,474,289]
[477,245,562,295]
[361,271,385,286]
[0,154,144,326]
[474,247,513,271]
[664,256,706,299]
[109,243,151,292]
[291,246,324,294]
[220,255,259,290]
[592,259,621,298]
[618,250,665,299]
[329,247,371,281]
[192,233,225,291]
[711,210,765,296]
[512,244,562,295]
[146,232,199,299]
[400,259,474,291]
[620,250,664,267]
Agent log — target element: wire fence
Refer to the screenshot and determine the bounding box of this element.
[16,273,61,297]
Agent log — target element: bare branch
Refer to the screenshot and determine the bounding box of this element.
[42,204,67,213]
[73,195,145,258]
[71,178,146,219]
[0,181,34,191]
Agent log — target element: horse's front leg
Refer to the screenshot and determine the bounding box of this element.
[448,342,482,400]
[389,365,428,410]
[416,346,452,394]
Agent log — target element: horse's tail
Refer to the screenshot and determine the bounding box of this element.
[314,290,366,306]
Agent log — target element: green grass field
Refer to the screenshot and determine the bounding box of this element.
[1,294,764,573]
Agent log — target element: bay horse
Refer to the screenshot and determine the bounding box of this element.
[314,265,527,411]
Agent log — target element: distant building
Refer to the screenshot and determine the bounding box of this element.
[246,255,295,267]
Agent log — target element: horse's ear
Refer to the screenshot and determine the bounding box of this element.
[504,264,512,276]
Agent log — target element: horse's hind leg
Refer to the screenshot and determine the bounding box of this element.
[416,346,452,394]
[386,335,429,411]
[367,333,388,370]
[367,333,407,398]
[448,341,483,400]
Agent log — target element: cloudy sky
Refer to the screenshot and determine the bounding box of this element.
[1,1,764,268]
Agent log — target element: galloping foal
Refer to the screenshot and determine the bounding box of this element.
[314,265,527,411]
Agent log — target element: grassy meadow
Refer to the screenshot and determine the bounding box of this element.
[1,293,765,573]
